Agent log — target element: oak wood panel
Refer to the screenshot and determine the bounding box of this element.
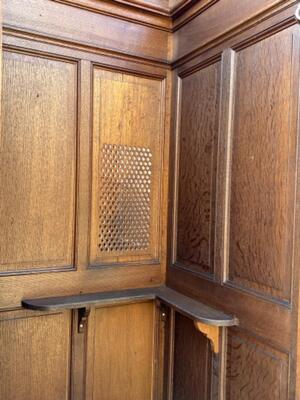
[226,329,289,400]
[173,312,212,400]
[176,61,220,275]
[228,27,296,301]
[169,20,300,400]
[90,302,155,400]
[3,0,170,63]
[168,262,291,355]
[0,34,171,309]
[0,309,71,400]
[172,0,296,62]
[91,68,164,266]
[0,50,77,273]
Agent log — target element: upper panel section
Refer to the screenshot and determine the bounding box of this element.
[228,27,298,302]
[0,50,77,274]
[175,61,221,277]
[3,0,171,63]
[90,68,164,267]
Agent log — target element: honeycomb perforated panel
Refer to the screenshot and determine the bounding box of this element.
[98,144,153,253]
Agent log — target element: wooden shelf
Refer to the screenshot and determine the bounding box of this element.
[22,286,238,327]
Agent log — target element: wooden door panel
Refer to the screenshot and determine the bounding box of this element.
[176,61,221,276]
[226,329,289,400]
[228,28,296,302]
[0,50,77,273]
[91,68,164,267]
[89,302,155,400]
[0,310,71,400]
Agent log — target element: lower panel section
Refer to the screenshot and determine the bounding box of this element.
[91,301,155,400]
[226,329,289,400]
[0,309,71,400]
[173,312,212,400]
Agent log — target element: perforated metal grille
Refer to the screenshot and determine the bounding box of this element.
[98,144,152,253]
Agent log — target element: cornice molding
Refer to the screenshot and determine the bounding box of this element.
[51,0,218,31]
[4,0,296,68]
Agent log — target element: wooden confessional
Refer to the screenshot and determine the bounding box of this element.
[1,0,300,399]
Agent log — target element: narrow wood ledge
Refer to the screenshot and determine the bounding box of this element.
[22,286,238,327]
[22,286,238,352]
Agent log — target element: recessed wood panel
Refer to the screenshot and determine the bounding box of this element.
[91,68,163,266]
[176,62,220,275]
[91,302,155,400]
[0,51,77,273]
[0,310,71,400]
[173,312,212,400]
[226,330,289,400]
[228,28,297,300]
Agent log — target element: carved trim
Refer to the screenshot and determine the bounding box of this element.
[194,321,220,353]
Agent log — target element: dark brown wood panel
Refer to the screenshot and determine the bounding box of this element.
[0,310,71,400]
[176,61,220,276]
[228,27,297,302]
[173,312,212,400]
[89,302,155,400]
[91,68,164,267]
[226,329,289,400]
[172,0,295,62]
[0,50,77,273]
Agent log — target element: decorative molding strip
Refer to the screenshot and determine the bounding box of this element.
[3,0,296,67]
[3,26,171,69]
[173,0,297,68]
[51,0,218,32]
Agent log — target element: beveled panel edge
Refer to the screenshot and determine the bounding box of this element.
[170,57,222,281]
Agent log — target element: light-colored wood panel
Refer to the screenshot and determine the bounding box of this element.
[176,61,220,275]
[228,27,296,301]
[0,310,71,400]
[0,50,77,272]
[91,68,164,266]
[91,302,155,400]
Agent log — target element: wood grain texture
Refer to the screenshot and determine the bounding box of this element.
[51,0,172,30]
[0,33,170,310]
[91,68,164,266]
[0,50,77,273]
[3,0,171,63]
[0,310,71,400]
[172,0,295,62]
[90,302,155,400]
[176,61,220,275]
[228,27,296,301]
[226,329,289,400]
[173,312,212,400]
